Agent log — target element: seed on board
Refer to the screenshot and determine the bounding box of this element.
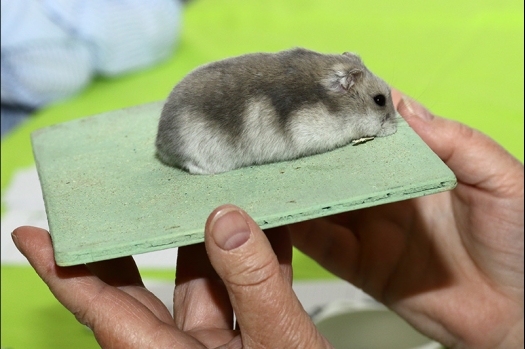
[351,136,375,145]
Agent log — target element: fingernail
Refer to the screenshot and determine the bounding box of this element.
[11,232,21,251]
[401,95,434,121]
[210,209,251,251]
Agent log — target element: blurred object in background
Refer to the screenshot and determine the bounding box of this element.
[1,0,183,137]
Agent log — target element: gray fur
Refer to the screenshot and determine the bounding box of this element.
[156,48,397,174]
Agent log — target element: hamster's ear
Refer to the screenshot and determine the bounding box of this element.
[342,52,363,62]
[324,69,363,93]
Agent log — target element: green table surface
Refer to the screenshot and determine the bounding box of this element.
[2,0,522,348]
[32,105,455,266]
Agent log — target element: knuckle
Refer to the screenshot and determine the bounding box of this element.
[225,250,278,289]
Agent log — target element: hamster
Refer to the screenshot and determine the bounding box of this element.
[156,48,397,174]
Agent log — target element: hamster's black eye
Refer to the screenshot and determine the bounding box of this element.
[373,94,386,107]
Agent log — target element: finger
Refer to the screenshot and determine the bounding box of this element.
[173,229,292,347]
[391,87,403,108]
[11,226,203,348]
[396,94,524,196]
[86,256,175,324]
[174,242,234,333]
[288,218,360,281]
[205,205,331,349]
[86,256,143,287]
[264,225,293,284]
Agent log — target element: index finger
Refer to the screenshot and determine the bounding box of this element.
[391,87,403,108]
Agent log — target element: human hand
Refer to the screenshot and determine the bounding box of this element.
[12,93,523,349]
[12,205,332,349]
[289,90,524,348]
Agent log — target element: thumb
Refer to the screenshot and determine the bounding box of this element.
[204,205,331,349]
[396,93,523,194]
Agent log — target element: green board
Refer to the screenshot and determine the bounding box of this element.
[31,102,456,266]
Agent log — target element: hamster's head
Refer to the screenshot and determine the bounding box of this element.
[321,52,397,138]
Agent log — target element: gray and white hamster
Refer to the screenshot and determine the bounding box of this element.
[156,48,397,174]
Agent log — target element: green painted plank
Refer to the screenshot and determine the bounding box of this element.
[31,102,456,266]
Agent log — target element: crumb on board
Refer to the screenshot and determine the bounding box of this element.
[351,136,375,145]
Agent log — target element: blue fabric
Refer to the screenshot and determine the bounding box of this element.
[1,0,182,110]
[1,104,32,137]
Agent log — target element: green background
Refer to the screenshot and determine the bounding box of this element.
[2,0,523,347]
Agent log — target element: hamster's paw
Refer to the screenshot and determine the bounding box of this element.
[185,160,236,175]
[185,162,216,175]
